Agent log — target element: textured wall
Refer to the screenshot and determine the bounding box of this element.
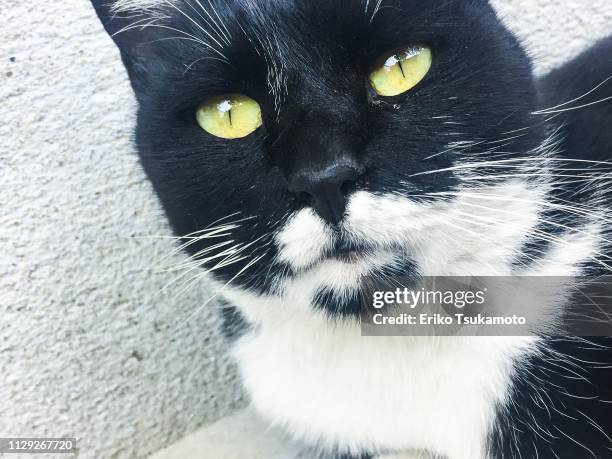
[491,0,612,76]
[0,1,244,458]
[1,1,610,458]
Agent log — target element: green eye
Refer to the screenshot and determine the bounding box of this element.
[196,93,262,139]
[369,46,432,97]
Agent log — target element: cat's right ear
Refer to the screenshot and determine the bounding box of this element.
[90,0,162,93]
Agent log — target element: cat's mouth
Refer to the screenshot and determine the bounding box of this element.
[324,240,371,263]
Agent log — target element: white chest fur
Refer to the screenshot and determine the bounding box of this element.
[231,307,535,459]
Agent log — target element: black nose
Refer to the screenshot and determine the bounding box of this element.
[288,163,363,225]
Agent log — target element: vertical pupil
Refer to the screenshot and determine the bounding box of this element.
[397,57,406,78]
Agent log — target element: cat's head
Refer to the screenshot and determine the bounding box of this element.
[93,0,549,315]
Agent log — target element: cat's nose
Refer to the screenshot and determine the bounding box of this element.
[288,163,364,225]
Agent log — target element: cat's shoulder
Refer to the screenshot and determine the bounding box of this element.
[538,35,612,162]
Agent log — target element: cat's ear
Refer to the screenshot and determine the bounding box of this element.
[90,0,163,93]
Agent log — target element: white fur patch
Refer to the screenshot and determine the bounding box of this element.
[231,306,537,458]
[275,208,334,271]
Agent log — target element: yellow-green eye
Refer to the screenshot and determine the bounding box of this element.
[369,46,432,97]
[196,93,262,139]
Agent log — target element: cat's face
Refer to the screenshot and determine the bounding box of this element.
[94,0,547,314]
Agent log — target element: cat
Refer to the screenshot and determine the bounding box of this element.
[91,1,612,457]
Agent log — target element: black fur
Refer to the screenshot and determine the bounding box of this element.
[539,35,612,164]
[490,337,612,459]
[490,38,612,459]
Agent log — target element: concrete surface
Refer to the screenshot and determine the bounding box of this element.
[1,1,610,459]
[1,1,244,458]
[149,409,303,459]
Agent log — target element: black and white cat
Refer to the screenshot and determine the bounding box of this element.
[91,1,612,457]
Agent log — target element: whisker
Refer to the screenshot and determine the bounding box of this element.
[423,139,483,161]
[169,251,248,301]
[171,253,268,331]
[434,207,612,272]
[160,240,237,272]
[429,191,612,224]
[160,0,227,51]
[369,0,384,24]
[461,174,612,184]
[534,96,612,115]
[534,74,612,114]
[137,251,267,370]
[204,0,233,42]
[410,156,612,178]
[154,243,242,297]
[437,212,550,269]
[424,198,612,270]
[190,0,232,46]
[122,21,229,62]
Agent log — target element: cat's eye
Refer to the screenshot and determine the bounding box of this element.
[369,46,432,97]
[196,94,262,139]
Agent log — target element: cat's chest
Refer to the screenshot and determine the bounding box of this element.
[230,307,536,459]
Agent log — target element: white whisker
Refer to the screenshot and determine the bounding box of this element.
[534,96,612,115]
[205,0,232,42]
[534,74,612,114]
[191,0,231,46]
[160,0,227,55]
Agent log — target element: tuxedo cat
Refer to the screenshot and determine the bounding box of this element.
[91,1,612,457]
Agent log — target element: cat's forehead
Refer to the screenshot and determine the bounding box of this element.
[112,0,462,32]
[113,0,470,72]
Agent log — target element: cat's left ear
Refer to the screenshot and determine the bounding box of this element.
[90,0,162,93]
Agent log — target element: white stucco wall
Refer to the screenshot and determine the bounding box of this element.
[1,1,610,458]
